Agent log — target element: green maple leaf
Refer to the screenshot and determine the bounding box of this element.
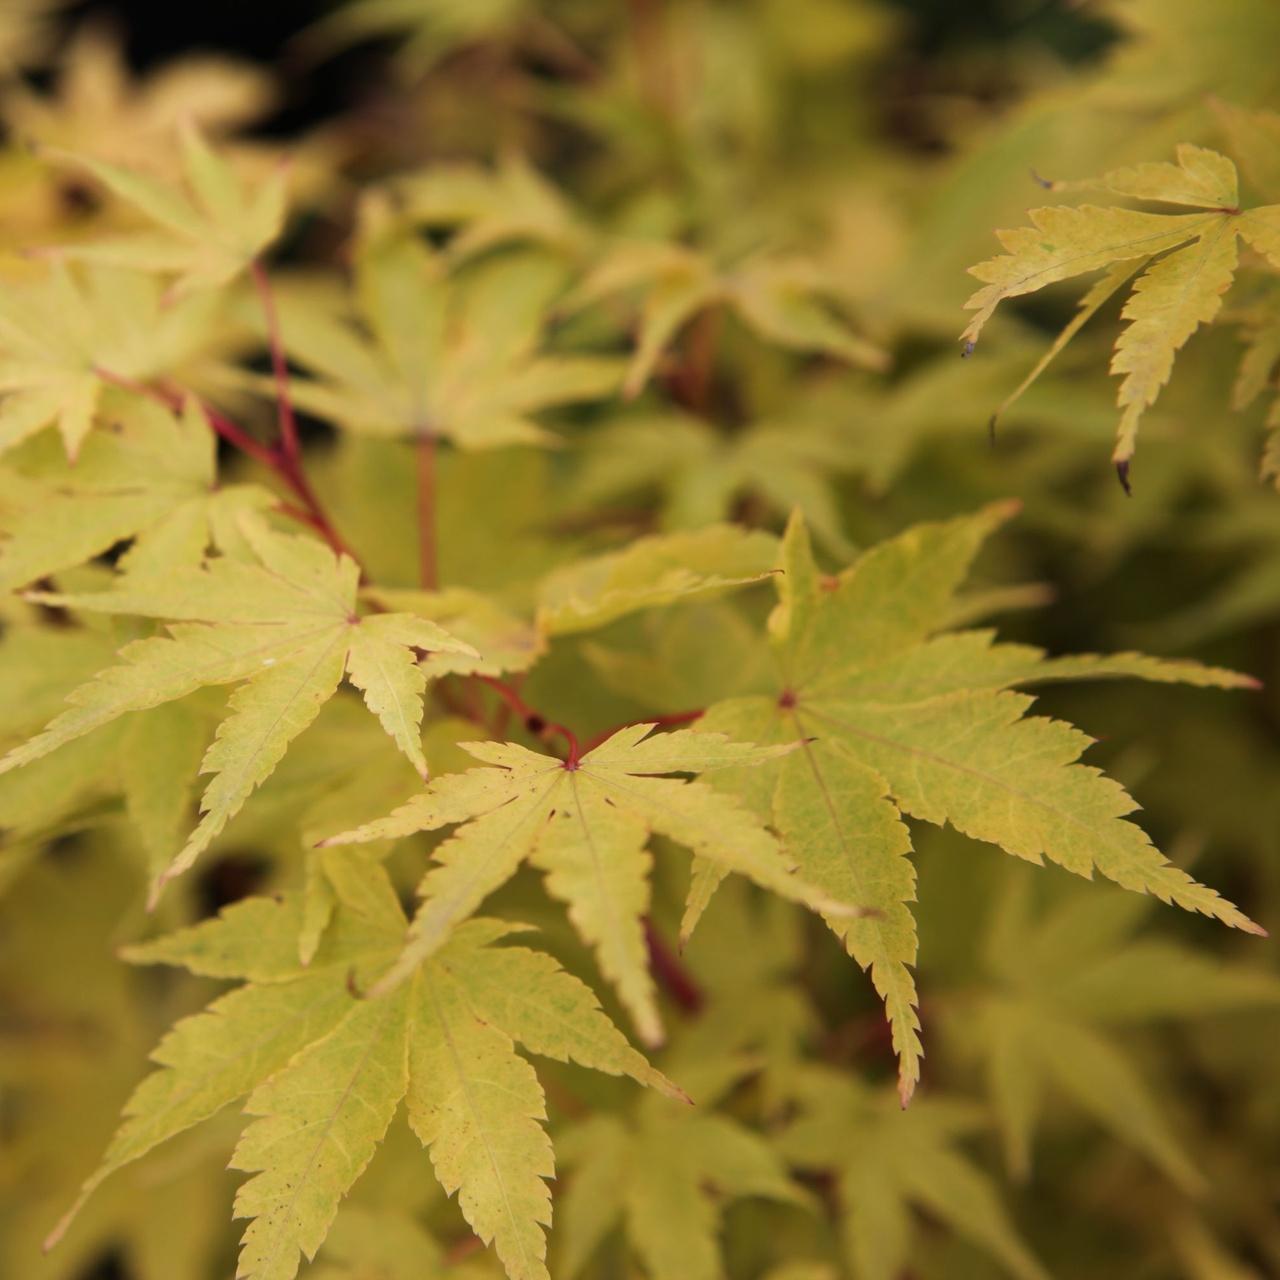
[537,524,780,636]
[0,520,477,899]
[6,24,271,169]
[558,1057,808,1280]
[0,844,233,1280]
[0,394,272,590]
[667,878,818,1118]
[572,412,858,556]
[46,119,289,295]
[394,154,586,263]
[269,227,621,449]
[311,1205,501,1280]
[303,0,530,79]
[962,144,1280,478]
[321,724,860,1047]
[46,859,677,1280]
[947,867,1280,1188]
[570,239,888,398]
[696,503,1262,1103]
[0,260,220,458]
[778,1068,1048,1280]
[365,586,547,678]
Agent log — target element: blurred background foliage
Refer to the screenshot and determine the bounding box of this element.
[1,2,1279,1279]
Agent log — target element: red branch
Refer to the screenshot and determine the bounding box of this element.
[250,258,301,463]
[644,918,704,1013]
[93,367,359,568]
[477,675,582,766]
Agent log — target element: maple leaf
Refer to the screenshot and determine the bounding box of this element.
[321,724,861,1046]
[3,24,271,171]
[0,395,272,589]
[44,119,289,295]
[0,260,220,458]
[269,228,620,449]
[46,859,678,1280]
[303,0,531,79]
[1226,274,1280,483]
[537,524,779,636]
[558,1101,806,1280]
[943,866,1280,1188]
[695,504,1263,1103]
[312,1205,501,1280]
[363,586,546,679]
[557,1017,812,1280]
[0,843,234,1280]
[0,520,477,899]
[569,239,888,398]
[572,412,858,555]
[778,1067,1049,1280]
[1211,99,1280,207]
[394,154,586,263]
[674,877,817,1112]
[962,144,1280,480]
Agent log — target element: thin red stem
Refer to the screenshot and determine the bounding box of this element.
[250,258,301,462]
[644,918,703,1013]
[94,366,359,567]
[95,367,279,469]
[416,431,438,590]
[477,675,581,765]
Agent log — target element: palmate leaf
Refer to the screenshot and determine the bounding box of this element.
[311,1205,501,1280]
[394,154,586,263]
[559,1103,806,1280]
[45,120,289,295]
[778,1068,1048,1280]
[568,240,888,398]
[46,861,678,1280]
[269,228,621,449]
[5,24,271,171]
[302,0,530,80]
[537,524,779,637]
[946,868,1280,1188]
[696,504,1262,1103]
[962,144,1280,479]
[0,521,477,899]
[0,395,272,589]
[572,412,859,556]
[321,725,861,1046]
[0,260,220,459]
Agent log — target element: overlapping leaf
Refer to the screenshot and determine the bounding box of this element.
[537,524,779,636]
[322,724,859,1045]
[570,240,887,397]
[3,25,271,170]
[0,521,477,897]
[697,504,1262,1102]
[945,869,1280,1188]
[779,1069,1048,1280]
[572,413,858,554]
[0,395,271,589]
[46,120,289,294]
[273,229,620,449]
[963,144,1280,478]
[559,1099,806,1280]
[48,862,677,1280]
[303,0,530,79]
[0,260,220,458]
[394,155,586,263]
